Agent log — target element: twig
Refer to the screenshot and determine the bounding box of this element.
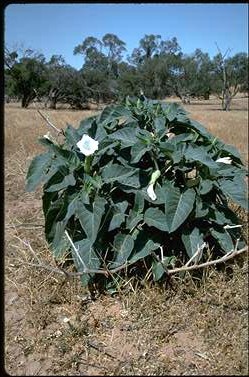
[15,234,248,279]
[6,223,44,229]
[185,242,207,267]
[37,109,61,134]
[224,224,242,229]
[86,340,120,361]
[65,230,88,273]
[167,246,248,275]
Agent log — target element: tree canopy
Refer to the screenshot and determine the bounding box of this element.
[4,34,248,109]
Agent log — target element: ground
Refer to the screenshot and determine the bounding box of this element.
[4,95,248,375]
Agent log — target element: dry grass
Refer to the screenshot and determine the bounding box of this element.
[5,95,248,375]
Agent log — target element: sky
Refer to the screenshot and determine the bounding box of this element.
[4,3,248,70]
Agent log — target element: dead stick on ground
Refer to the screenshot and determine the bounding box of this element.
[86,340,120,361]
[37,109,62,134]
[15,234,248,278]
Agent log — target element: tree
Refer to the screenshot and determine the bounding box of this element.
[212,45,248,111]
[6,50,47,107]
[129,34,161,65]
[44,55,75,109]
[191,49,213,100]
[117,62,142,99]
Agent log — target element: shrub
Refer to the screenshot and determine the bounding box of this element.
[26,96,248,291]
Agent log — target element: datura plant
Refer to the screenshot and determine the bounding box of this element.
[26,97,248,290]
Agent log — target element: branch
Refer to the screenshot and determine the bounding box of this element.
[15,235,248,280]
[185,242,207,267]
[37,109,62,134]
[167,246,248,275]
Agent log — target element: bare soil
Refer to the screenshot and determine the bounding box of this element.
[4,95,248,375]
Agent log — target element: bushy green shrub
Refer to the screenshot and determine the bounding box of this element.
[26,97,248,290]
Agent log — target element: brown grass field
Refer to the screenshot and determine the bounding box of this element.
[4,95,249,375]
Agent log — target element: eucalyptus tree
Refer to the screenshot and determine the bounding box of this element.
[212,46,248,111]
[6,50,48,107]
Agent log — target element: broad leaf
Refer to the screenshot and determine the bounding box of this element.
[45,172,76,192]
[110,233,134,267]
[76,196,107,244]
[108,126,138,147]
[210,228,234,253]
[217,177,248,209]
[102,163,137,183]
[152,260,165,281]
[185,144,218,169]
[144,207,168,232]
[108,201,128,231]
[182,228,205,259]
[26,151,53,192]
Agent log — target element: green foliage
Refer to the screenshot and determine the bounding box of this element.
[26,97,247,290]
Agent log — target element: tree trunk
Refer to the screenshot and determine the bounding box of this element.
[21,95,30,108]
[222,88,232,111]
[204,92,210,100]
[48,97,57,109]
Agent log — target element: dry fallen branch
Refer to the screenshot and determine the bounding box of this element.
[167,246,248,275]
[6,223,44,229]
[37,109,62,134]
[15,234,248,280]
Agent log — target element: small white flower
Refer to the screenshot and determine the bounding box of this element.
[216,157,232,164]
[146,170,161,201]
[77,134,99,156]
[43,131,52,140]
[147,183,157,201]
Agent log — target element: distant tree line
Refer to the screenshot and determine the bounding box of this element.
[4,33,248,111]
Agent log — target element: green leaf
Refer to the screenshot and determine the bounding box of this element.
[169,133,195,145]
[102,163,136,183]
[45,172,76,192]
[144,207,168,232]
[73,238,101,286]
[217,177,248,209]
[152,261,165,281]
[182,228,205,259]
[130,237,160,263]
[76,196,107,244]
[134,191,144,213]
[210,228,234,253]
[26,151,53,191]
[165,188,196,233]
[189,119,212,139]
[64,124,81,147]
[185,144,218,169]
[108,126,138,147]
[164,102,183,122]
[110,233,134,267]
[154,116,166,137]
[216,141,243,162]
[51,193,84,252]
[97,105,134,128]
[108,201,128,231]
[78,116,97,134]
[195,197,209,218]
[199,179,213,195]
[126,210,143,230]
[39,137,80,168]
[130,142,150,163]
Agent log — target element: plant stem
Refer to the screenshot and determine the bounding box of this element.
[84,156,93,174]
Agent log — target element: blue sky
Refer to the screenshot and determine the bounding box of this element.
[4,3,248,70]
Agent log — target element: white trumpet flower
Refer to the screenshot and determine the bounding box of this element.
[147,183,157,201]
[43,131,52,141]
[146,169,161,201]
[216,156,232,164]
[77,134,99,156]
